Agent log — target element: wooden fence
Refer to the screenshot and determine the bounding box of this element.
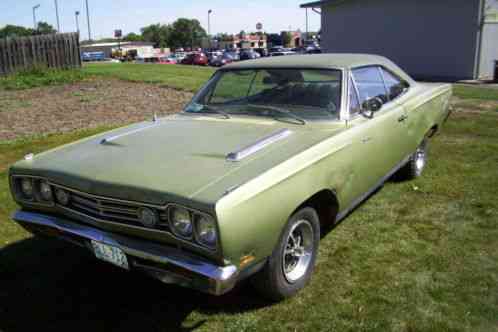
[0,32,81,75]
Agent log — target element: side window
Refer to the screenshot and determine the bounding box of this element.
[348,77,361,115]
[380,68,408,100]
[352,66,388,105]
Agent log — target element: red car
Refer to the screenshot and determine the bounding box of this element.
[181,53,208,66]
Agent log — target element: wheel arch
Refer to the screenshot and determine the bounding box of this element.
[291,189,340,234]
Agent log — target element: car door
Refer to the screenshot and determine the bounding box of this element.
[344,66,409,202]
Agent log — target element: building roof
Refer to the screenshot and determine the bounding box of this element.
[300,0,338,8]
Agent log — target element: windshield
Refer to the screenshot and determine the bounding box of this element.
[185,68,342,121]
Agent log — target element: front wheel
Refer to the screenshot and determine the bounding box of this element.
[252,207,320,301]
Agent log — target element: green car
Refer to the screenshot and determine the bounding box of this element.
[9,54,452,300]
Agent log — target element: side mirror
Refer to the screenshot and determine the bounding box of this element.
[361,97,383,118]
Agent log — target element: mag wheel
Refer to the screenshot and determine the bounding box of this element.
[252,207,320,301]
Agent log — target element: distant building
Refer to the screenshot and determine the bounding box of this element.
[217,34,268,50]
[301,0,498,81]
[80,41,155,58]
[281,31,305,48]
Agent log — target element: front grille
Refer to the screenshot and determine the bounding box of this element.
[52,184,169,231]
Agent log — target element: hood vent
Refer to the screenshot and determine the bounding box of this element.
[101,122,159,145]
[226,129,293,162]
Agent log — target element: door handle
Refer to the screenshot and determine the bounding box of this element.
[398,114,408,122]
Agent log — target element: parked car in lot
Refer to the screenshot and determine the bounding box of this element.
[175,51,187,62]
[270,50,297,57]
[9,54,452,300]
[159,55,178,64]
[181,52,209,66]
[239,49,261,61]
[225,51,240,61]
[81,51,105,62]
[209,53,234,67]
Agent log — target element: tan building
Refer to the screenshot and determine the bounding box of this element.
[218,34,267,50]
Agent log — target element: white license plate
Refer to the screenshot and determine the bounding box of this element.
[91,240,129,270]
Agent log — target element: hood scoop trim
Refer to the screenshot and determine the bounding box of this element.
[101,122,158,145]
[226,128,293,162]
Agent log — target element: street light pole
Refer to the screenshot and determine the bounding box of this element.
[75,11,80,34]
[33,4,40,30]
[54,0,61,32]
[208,9,212,36]
[305,8,309,41]
[85,0,92,41]
[208,9,212,49]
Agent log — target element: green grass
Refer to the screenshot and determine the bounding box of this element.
[453,85,498,101]
[83,63,216,92]
[0,67,88,90]
[0,83,497,330]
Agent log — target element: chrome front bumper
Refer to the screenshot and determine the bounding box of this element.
[12,210,238,295]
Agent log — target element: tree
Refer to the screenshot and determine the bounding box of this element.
[124,32,143,42]
[36,22,57,35]
[141,23,170,48]
[168,18,207,49]
[282,31,292,48]
[266,33,283,47]
[0,25,34,39]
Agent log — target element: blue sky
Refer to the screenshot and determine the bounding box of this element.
[2,0,321,39]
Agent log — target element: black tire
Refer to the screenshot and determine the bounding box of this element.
[398,138,428,180]
[252,207,320,301]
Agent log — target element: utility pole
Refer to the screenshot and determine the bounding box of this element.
[305,8,309,41]
[54,0,61,32]
[208,9,212,49]
[75,11,80,34]
[33,4,40,30]
[85,0,92,41]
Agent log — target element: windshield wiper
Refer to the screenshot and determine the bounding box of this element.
[193,104,231,119]
[246,104,306,125]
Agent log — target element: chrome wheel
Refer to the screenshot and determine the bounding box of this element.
[282,219,314,283]
[414,143,426,176]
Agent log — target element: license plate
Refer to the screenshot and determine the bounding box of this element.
[91,240,129,270]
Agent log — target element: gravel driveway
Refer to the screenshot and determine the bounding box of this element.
[0,78,193,141]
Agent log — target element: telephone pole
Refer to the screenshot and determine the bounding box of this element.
[33,4,40,30]
[85,0,92,40]
[54,0,61,32]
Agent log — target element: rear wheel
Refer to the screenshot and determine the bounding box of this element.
[399,139,428,180]
[252,207,320,301]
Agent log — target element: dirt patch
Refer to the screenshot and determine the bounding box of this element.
[0,78,193,141]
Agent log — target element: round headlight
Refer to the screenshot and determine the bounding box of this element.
[169,207,193,238]
[195,214,217,249]
[55,188,70,205]
[39,181,53,201]
[21,178,34,198]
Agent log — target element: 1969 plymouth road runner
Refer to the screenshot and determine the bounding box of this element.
[9,54,452,300]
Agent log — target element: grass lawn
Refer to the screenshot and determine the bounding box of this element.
[83,63,216,92]
[0,66,497,331]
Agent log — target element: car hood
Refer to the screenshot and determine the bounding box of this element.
[11,115,344,208]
